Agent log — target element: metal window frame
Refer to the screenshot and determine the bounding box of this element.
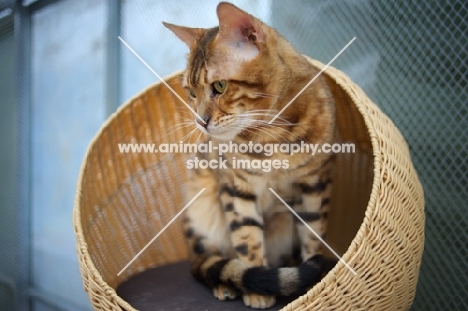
[14,1,32,310]
[0,6,16,311]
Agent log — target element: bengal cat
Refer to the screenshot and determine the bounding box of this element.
[164,2,335,309]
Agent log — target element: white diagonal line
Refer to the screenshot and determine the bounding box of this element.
[118,36,206,124]
[117,188,206,276]
[269,37,356,124]
[268,188,357,275]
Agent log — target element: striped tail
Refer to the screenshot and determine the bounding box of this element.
[190,254,324,296]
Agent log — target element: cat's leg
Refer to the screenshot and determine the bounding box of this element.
[220,182,276,309]
[294,162,333,264]
[184,168,239,301]
[212,283,238,301]
[264,211,299,268]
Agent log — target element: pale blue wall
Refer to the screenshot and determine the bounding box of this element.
[30,0,106,309]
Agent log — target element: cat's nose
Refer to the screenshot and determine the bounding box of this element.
[196,116,211,129]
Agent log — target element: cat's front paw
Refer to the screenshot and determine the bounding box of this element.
[213,284,238,301]
[243,293,276,309]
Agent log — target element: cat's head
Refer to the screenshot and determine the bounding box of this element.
[164,2,285,141]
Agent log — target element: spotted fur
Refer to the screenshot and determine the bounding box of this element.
[164,2,335,309]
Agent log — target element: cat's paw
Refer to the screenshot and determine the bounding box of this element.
[243,293,276,309]
[213,284,238,301]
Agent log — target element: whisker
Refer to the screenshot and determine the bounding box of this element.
[229,126,274,144]
[241,109,277,114]
[235,116,302,143]
[166,123,195,136]
[186,128,198,144]
[238,113,294,125]
[233,118,289,142]
[167,120,195,131]
[195,131,203,144]
[261,123,304,142]
[229,124,284,143]
[252,92,279,99]
[179,128,198,144]
[242,113,299,125]
[248,125,289,143]
[249,119,303,127]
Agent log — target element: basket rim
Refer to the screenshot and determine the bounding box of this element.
[285,58,383,309]
[73,59,382,310]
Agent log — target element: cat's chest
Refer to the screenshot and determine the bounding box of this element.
[233,173,298,214]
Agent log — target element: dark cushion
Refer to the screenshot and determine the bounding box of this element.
[117,261,296,310]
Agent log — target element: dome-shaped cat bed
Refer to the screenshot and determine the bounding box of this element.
[74,59,424,310]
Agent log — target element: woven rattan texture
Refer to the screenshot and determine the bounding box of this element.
[74,59,424,310]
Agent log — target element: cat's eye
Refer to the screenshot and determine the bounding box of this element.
[212,80,227,94]
[189,88,196,98]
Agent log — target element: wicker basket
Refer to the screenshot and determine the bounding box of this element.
[73,59,425,310]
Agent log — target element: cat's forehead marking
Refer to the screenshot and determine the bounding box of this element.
[188,27,219,86]
[187,26,259,85]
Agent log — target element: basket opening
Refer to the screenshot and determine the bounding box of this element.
[75,66,374,308]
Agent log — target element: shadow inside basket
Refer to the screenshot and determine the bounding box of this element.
[117,261,292,311]
[116,259,338,311]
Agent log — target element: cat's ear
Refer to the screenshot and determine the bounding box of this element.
[216,2,264,47]
[163,22,205,48]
